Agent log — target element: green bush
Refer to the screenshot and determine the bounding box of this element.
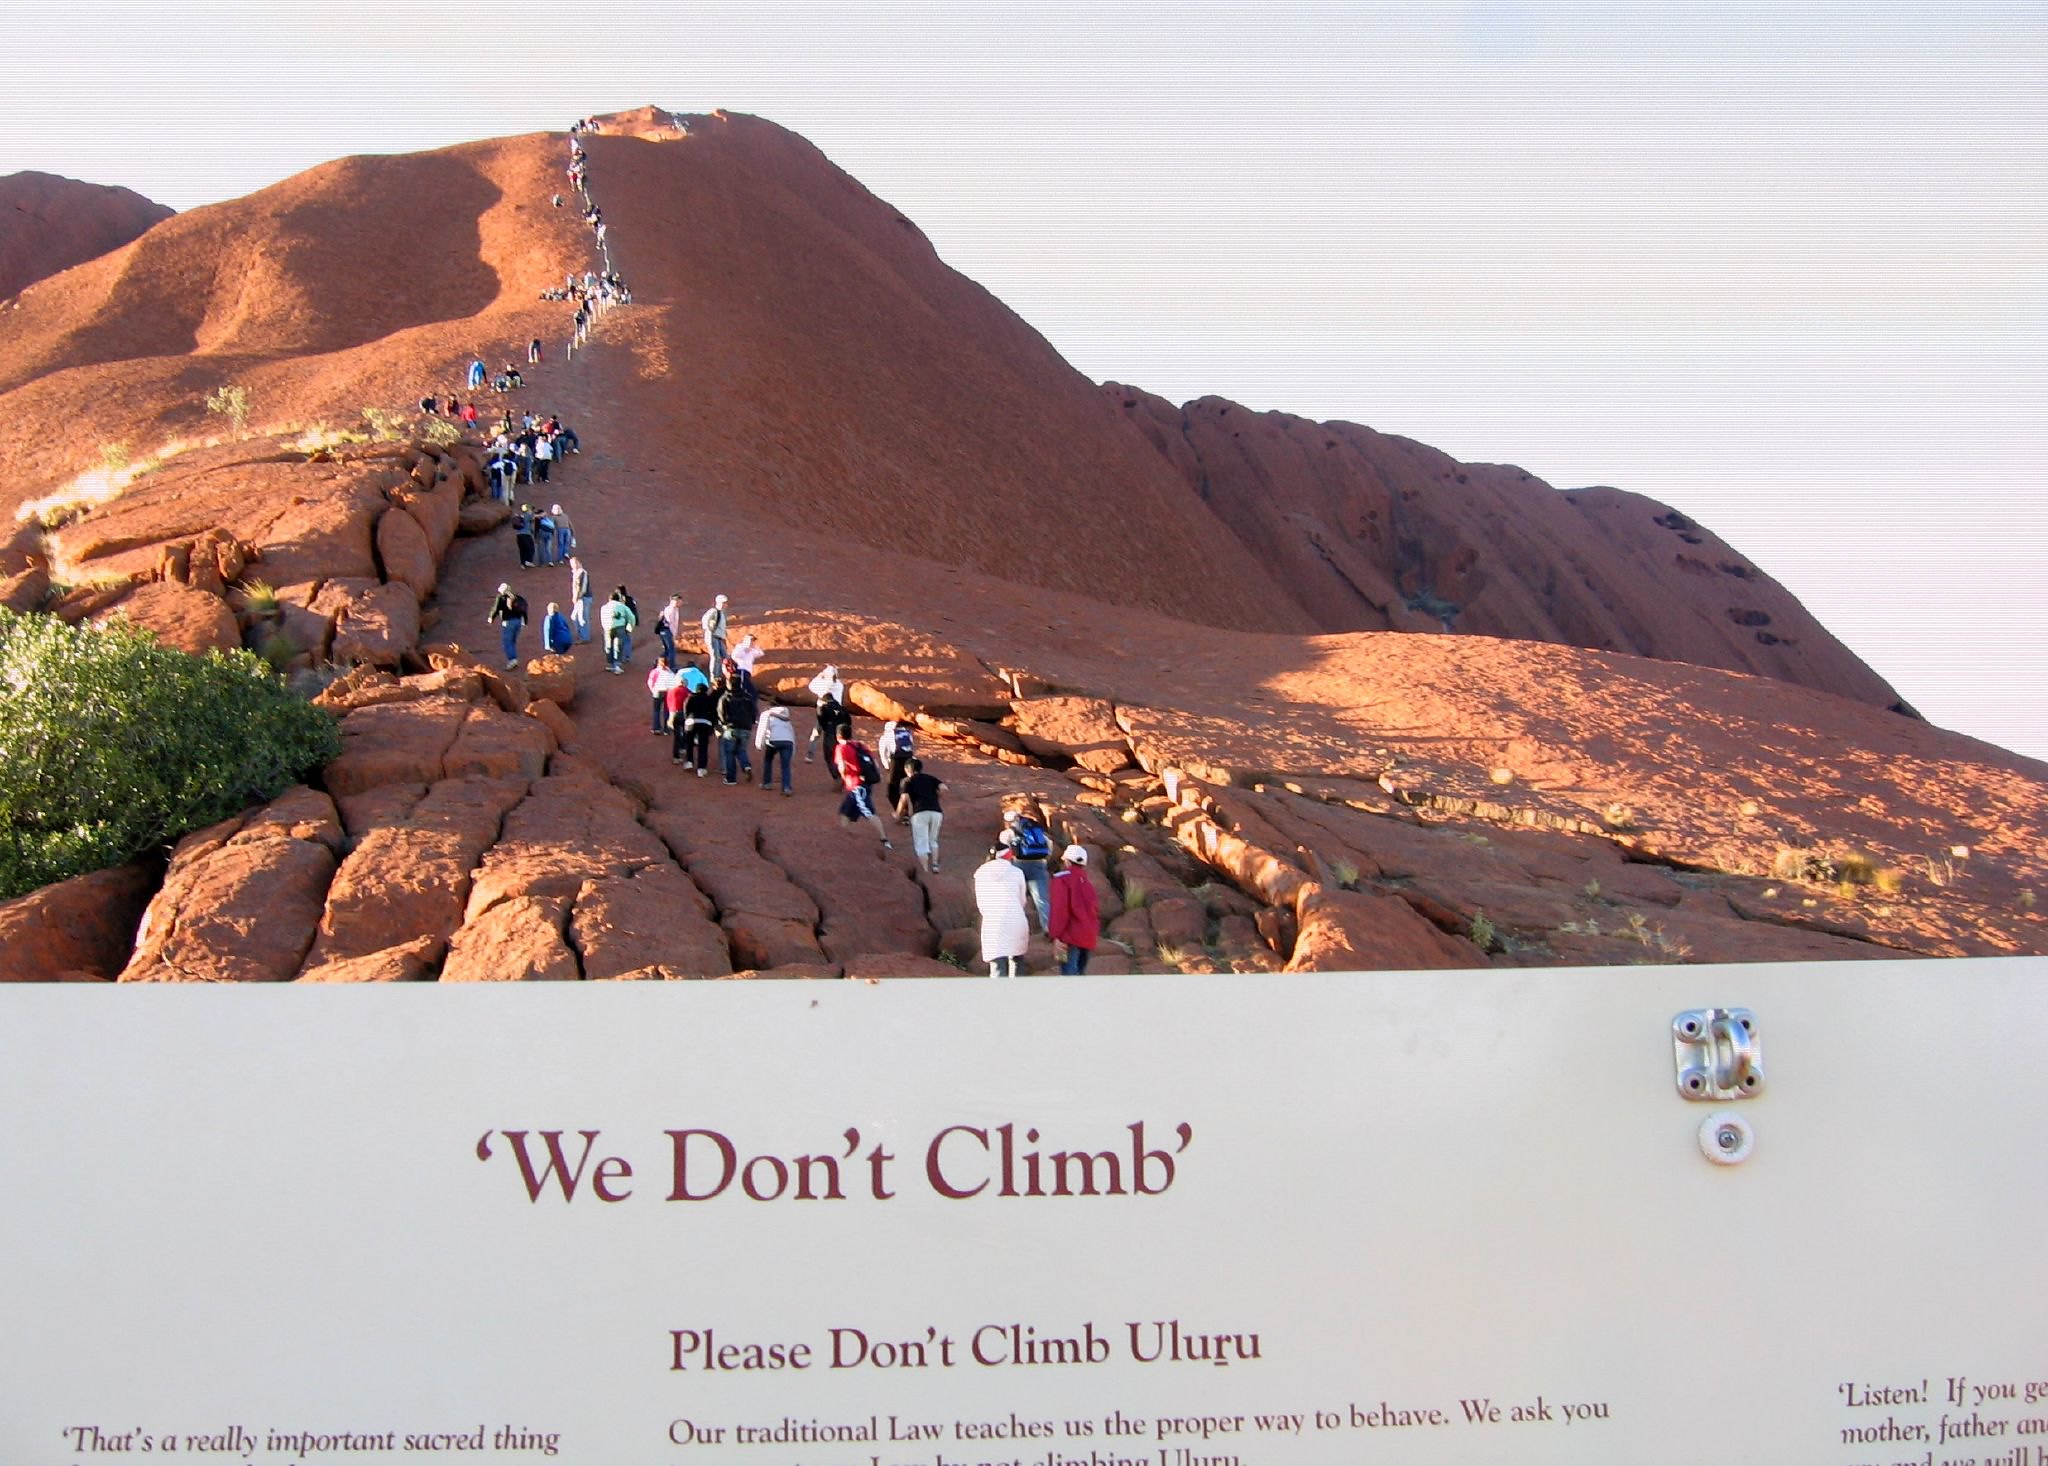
[0,608,341,898]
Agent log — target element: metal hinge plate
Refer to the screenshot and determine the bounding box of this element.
[1674,1008,1763,1101]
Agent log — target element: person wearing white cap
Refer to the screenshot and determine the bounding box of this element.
[974,837,1030,978]
[699,594,730,673]
[1049,845,1101,974]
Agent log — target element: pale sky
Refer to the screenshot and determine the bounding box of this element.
[7,1,2044,761]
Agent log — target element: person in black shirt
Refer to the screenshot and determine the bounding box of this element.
[895,758,947,873]
[678,680,719,776]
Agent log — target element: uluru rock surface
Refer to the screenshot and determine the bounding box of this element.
[0,171,173,302]
[1107,387,1909,709]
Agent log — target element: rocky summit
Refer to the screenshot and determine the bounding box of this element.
[0,170,172,304]
[0,107,2041,982]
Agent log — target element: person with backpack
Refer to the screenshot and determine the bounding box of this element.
[542,600,573,656]
[880,719,916,808]
[1002,807,1054,932]
[699,594,730,673]
[1049,845,1101,974]
[716,673,758,785]
[833,735,892,851]
[754,701,796,795]
[489,448,517,501]
[486,583,527,669]
[894,757,946,873]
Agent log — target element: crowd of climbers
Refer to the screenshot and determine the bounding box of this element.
[480,115,1102,979]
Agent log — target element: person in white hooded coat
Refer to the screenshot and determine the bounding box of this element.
[974,841,1031,978]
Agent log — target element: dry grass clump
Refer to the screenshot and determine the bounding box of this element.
[1772,846,1880,887]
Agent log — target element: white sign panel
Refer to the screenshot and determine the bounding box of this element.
[3,961,2044,1466]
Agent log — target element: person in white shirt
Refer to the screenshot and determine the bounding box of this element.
[754,703,796,795]
[975,842,1031,978]
[648,662,683,734]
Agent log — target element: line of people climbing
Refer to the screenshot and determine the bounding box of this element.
[483,114,1099,980]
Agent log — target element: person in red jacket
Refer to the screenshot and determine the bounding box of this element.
[832,736,893,852]
[1049,844,1100,974]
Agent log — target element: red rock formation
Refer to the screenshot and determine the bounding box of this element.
[120,789,343,982]
[0,861,159,982]
[0,171,172,302]
[1,112,2041,987]
[1107,387,1909,710]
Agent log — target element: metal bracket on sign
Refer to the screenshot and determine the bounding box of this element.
[1673,1008,1763,1101]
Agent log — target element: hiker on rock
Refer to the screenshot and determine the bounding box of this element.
[1003,807,1054,932]
[512,505,536,569]
[716,672,758,785]
[730,633,762,684]
[833,733,893,852]
[532,432,554,484]
[614,585,640,663]
[754,701,796,795]
[657,593,686,670]
[567,557,592,642]
[649,661,682,735]
[1049,845,1101,974]
[468,358,487,391]
[600,590,635,674]
[533,505,557,566]
[486,583,527,669]
[805,665,847,763]
[879,718,916,808]
[677,676,718,775]
[664,671,692,760]
[549,503,575,559]
[895,757,946,873]
[542,600,573,656]
[528,338,542,364]
[700,594,730,672]
[975,840,1030,978]
[811,688,852,774]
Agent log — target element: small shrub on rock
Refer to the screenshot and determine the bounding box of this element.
[0,608,340,898]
